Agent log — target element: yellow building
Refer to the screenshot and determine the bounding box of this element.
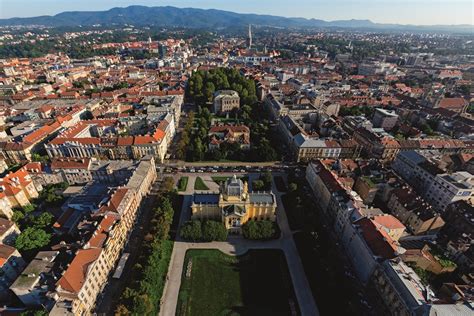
[191,175,276,233]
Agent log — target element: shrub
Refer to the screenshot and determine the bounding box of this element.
[202,220,228,241]
[252,179,265,191]
[242,220,278,240]
[180,220,227,242]
[180,220,202,241]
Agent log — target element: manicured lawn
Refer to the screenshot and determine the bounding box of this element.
[176,249,298,316]
[194,177,209,190]
[177,177,189,192]
[211,176,232,185]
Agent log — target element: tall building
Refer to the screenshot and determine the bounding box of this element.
[247,24,252,49]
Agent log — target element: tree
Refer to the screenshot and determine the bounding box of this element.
[12,210,25,225]
[15,227,51,252]
[80,110,94,120]
[180,220,202,241]
[242,220,259,239]
[261,171,273,190]
[202,220,227,241]
[204,82,216,102]
[252,180,265,191]
[23,204,36,214]
[115,304,131,316]
[30,212,54,228]
[242,220,277,240]
[160,177,175,193]
[288,183,298,193]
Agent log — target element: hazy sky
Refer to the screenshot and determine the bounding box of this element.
[0,0,473,25]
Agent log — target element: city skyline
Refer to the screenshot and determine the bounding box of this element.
[1,0,473,25]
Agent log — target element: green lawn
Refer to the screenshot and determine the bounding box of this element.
[194,177,209,190]
[177,177,189,192]
[212,176,248,186]
[176,249,298,316]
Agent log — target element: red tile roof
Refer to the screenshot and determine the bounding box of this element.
[57,248,101,294]
[357,217,399,259]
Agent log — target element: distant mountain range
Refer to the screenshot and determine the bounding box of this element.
[0,5,472,33]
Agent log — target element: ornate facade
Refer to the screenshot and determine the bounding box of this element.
[191,175,276,233]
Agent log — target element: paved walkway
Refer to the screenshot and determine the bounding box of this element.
[159,176,319,316]
[200,175,220,192]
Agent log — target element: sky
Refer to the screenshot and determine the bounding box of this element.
[0,0,473,25]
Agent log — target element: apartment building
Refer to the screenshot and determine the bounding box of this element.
[0,245,26,299]
[392,151,474,212]
[54,188,139,315]
[354,127,400,162]
[46,116,173,163]
[0,167,41,216]
[143,93,183,126]
[10,251,60,308]
[387,188,445,235]
[372,260,473,316]
[372,108,399,131]
[0,219,20,246]
[52,157,155,315]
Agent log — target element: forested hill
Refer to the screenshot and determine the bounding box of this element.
[0,5,472,33]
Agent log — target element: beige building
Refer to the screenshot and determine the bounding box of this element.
[191,175,276,233]
[54,188,140,315]
[387,188,445,235]
[0,244,26,299]
[0,167,41,215]
[401,245,457,275]
[52,158,156,315]
[213,90,240,113]
[0,218,20,246]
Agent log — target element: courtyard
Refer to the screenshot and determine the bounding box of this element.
[176,249,299,316]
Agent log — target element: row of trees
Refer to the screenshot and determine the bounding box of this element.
[241,220,279,240]
[115,178,177,315]
[180,220,228,242]
[252,171,273,191]
[176,111,195,160]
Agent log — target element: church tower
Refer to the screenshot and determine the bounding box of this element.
[246,24,252,50]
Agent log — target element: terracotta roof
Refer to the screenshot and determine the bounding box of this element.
[133,135,156,145]
[373,215,405,230]
[57,248,101,294]
[0,244,17,267]
[152,129,166,142]
[357,217,399,259]
[0,218,16,236]
[51,158,91,170]
[88,215,118,248]
[97,188,129,215]
[117,136,134,146]
[438,98,468,110]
